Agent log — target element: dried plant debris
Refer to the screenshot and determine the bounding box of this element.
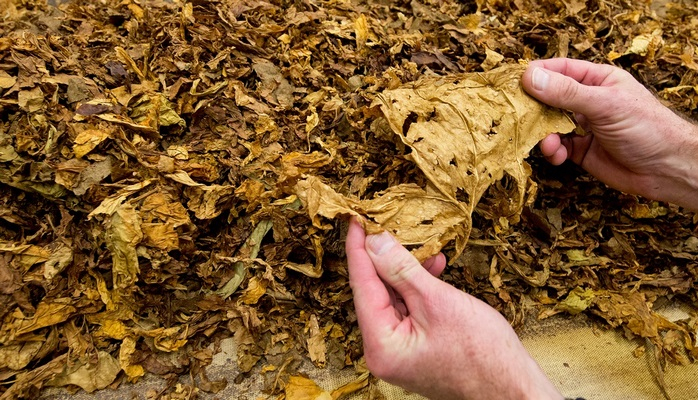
[297,64,574,261]
[0,0,697,398]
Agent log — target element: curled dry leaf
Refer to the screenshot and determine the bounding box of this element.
[296,64,575,260]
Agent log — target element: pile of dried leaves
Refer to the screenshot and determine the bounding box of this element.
[1,0,697,398]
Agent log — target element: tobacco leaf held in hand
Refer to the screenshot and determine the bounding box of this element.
[297,64,575,261]
[2,0,698,398]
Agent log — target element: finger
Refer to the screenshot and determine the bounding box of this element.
[574,113,592,134]
[522,59,621,116]
[539,134,562,158]
[526,58,619,86]
[365,231,436,316]
[346,218,401,335]
[546,146,568,166]
[561,134,594,166]
[422,253,447,277]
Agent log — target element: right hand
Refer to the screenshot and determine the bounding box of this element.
[522,58,698,211]
[346,219,563,400]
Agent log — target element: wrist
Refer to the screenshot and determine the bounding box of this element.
[659,118,698,211]
[517,357,565,400]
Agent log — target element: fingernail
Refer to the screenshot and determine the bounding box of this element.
[532,68,550,91]
[366,231,396,255]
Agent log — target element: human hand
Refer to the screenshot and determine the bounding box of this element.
[522,58,698,211]
[346,218,563,400]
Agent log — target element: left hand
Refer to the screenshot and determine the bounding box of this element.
[346,218,563,400]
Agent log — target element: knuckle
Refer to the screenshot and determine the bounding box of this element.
[385,250,419,284]
[558,78,580,101]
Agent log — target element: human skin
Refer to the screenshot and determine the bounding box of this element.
[522,58,698,212]
[345,58,698,399]
[346,219,563,400]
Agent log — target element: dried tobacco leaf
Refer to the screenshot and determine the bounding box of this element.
[284,375,332,400]
[46,351,120,393]
[2,1,698,398]
[297,64,575,260]
[555,287,595,315]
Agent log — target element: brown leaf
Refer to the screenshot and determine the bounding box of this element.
[46,351,120,393]
[106,203,143,290]
[298,64,574,260]
[285,375,332,400]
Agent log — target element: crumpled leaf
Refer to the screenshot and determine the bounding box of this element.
[252,60,295,109]
[118,336,145,380]
[329,372,369,399]
[88,180,154,219]
[0,341,43,370]
[0,241,51,269]
[297,64,575,260]
[284,376,332,400]
[184,185,235,220]
[42,243,73,281]
[307,314,326,367]
[625,29,664,57]
[105,203,143,291]
[14,299,76,337]
[47,351,120,393]
[147,325,189,353]
[130,93,186,129]
[555,286,595,314]
[73,129,110,158]
[238,276,268,305]
[17,87,43,112]
[215,219,272,299]
[0,70,16,89]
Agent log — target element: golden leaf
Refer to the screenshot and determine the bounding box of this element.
[119,336,145,380]
[297,64,575,260]
[238,276,268,305]
[285,376,333,400]
[15,300,76,336]
[73,129,110,159]
[47,351,120,393]
[106,204,143,290]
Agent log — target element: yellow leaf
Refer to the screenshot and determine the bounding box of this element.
[354,14,368,49]
[556,287,595,315]
[0,242,51,269]
[127,3,144,20]
[296,64,575,261]
[607,50,622,61]
[17,87,44,112]
[99,319,131,340]
[106,203,143,290]
[141,222,179,250]
[330,372,369,399]
[0,70,17,89]
[144,326,189,352]
[306,108,320,134]
[285,376,332,400]
[624,29,663,57]
[47,351,120,392]
[16,299,76,335]
[88,180,154,219]
[167,145,189,160]
[0,341,43,370]
[119,336,145,380]
[307,314,326,367]
[184,185,235,220]
[239,276,268,305]
[73,129,110,158]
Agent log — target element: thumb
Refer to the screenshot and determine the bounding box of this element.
[522,66,605,117]
[365,231,438,309]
